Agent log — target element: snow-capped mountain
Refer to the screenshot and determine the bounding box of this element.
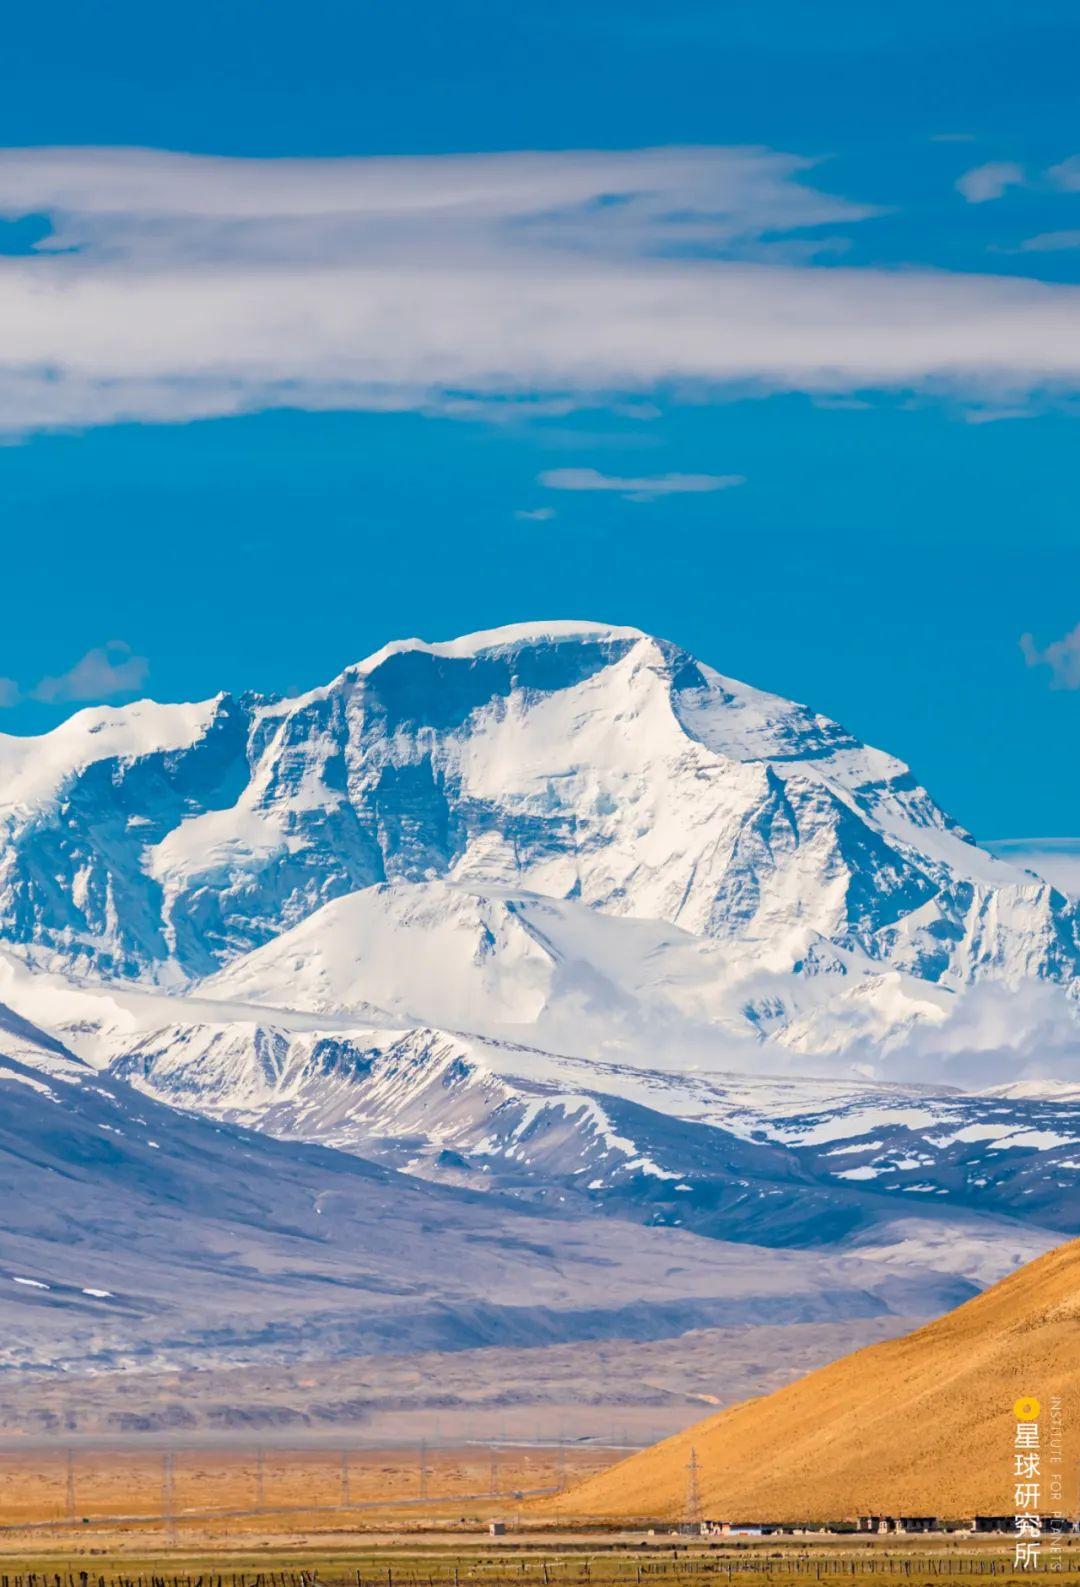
[1,621,1075,1002]
[0,618,1077,1380]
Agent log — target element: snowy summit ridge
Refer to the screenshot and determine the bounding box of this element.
[351,618,648,672]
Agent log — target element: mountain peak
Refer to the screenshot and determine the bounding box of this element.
[351,619,649,675]
[0,620,1074,1043]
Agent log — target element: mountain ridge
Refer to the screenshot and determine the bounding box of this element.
[8,987,978,1377]
[546,1236,1080,1520]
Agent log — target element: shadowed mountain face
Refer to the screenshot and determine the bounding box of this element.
[0,622,1077,1386]
[552,1237,1080,1521]
[0,1005,990,1378]
[100,1015,1080,1253]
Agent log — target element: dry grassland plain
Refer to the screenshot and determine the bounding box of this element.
[0,1443,1075,1587]
[0,1443,617,1540]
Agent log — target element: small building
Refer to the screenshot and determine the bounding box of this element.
[855,1515,937,1534]
[691,1520,769,1537]
[488,1520,506,1536]
[972,1516,1017,1534]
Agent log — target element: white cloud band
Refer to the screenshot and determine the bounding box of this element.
[1,146,1080,431]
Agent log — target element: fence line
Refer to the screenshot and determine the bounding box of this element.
[0,1557,1064,1587]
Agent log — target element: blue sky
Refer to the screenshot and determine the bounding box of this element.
[1,0,1079,847]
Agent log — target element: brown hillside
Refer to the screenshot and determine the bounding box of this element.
[543,1239,1080,1522]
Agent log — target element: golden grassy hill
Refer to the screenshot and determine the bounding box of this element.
[541,1238,1080,1523]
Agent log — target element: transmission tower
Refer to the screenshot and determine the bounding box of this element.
[65,1448,76,1522]
[255,1445,266,1510]
[684,1446,702,1530]
[340,1448,350,1508]
[162,1450,177,1546]
[489,1444,499,1498]
[419,1439,428,1500]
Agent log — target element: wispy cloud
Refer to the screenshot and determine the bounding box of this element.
[539,468,745,502]
[1049,155,1080,190]
[33,641,149,704]
[961,405,1036,424]
[515,507,556,521]
[985,838,1080,897]
[0,641,150,708]
[0,146,1080,432]
[1017,229,1080,253]
[955,161,1026,203]
[0,145,870,258]
[1020,624,1080,689]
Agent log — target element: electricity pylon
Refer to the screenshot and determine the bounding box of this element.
[162,1450,177,1546]
[684,1446,702,1530]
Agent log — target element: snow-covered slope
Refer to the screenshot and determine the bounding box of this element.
[0,933,1073,1286]
[196,876,1029,1079]
[93,1008,1080,1252]
[1,621,1075,1012]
